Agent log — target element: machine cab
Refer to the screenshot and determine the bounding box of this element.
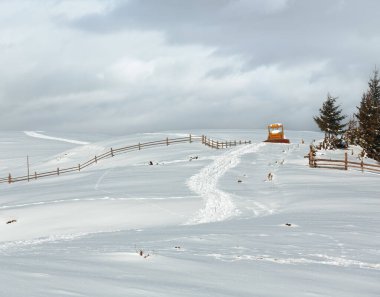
[265,123,290,143]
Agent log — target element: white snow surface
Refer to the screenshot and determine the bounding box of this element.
[0,129,379,297]
[24,131,89,145]
[187,143,264,224]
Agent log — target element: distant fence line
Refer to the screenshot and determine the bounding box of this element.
[1,134,251,185]
[203,136,251,149]
[308,148,380,174]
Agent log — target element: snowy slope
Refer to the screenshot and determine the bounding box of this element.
[0,130,379,297]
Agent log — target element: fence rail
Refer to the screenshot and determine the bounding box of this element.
[1,134,251,185]
[308,149,380,174]
[202,135,251,149]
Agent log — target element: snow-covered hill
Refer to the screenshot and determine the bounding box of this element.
[0,130,379,297]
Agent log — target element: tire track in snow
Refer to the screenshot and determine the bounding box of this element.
[187,143,264,224]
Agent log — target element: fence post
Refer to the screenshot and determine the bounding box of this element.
[217,141,219,149]
[309,147,313,168]
[8,173,11,184]
[361,160,364,172]
[78,164,81,171]
[95,156,97,164]
[111,148,114,157]
[189,134,192,143]
[239,140,241,145]
[35,172,37,180]
[57,168,60,176]
[225,141,228,148]
[138,142,141,150]
[344,152,348,170]
[166,137,169,146]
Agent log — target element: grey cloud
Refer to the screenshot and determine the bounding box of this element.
[0,0,379,135]
[67,0,380,109]
[70,0,378,67]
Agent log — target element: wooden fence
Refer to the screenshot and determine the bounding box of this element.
[308,149,380,174]
[0,134,252,185]
[202,135,251,149]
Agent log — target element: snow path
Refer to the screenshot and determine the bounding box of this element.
[0,196,197,210]
[208,253,380,270]
[0,232,90,252]
[187,143,264,224]
[24,131,89,145]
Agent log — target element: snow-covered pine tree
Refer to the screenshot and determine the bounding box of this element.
[356,69,380,161]
[314,93,347,148]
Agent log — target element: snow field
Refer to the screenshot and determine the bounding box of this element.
[0,130,379,297]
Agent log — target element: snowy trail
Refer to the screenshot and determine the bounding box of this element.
[24,131,89,145]
[0,195,200,210]
[187,143,264,224]
[208,253,380,271]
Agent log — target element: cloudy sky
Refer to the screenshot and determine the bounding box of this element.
[0,0,379,134]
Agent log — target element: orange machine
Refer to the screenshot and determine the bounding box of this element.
[264,123,290,143]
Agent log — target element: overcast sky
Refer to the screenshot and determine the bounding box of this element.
[0,0,379,134]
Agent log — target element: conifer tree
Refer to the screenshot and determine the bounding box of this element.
[314,93,347,147]
[356,69,380,161]
[344,115,359,145]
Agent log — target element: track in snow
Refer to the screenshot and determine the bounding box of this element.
[187,143,264,224]
[207,253,380,271]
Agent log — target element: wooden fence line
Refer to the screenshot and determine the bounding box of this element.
[1,134,251,185]
[201,135,251,149]
[308,148,380,174]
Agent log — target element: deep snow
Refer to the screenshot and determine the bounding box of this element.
[0,130,379,297]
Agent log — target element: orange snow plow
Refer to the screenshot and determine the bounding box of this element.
[264,123,290,143]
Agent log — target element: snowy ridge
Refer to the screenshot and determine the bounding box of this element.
[187,143,264,224]
[24,131,89,145]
